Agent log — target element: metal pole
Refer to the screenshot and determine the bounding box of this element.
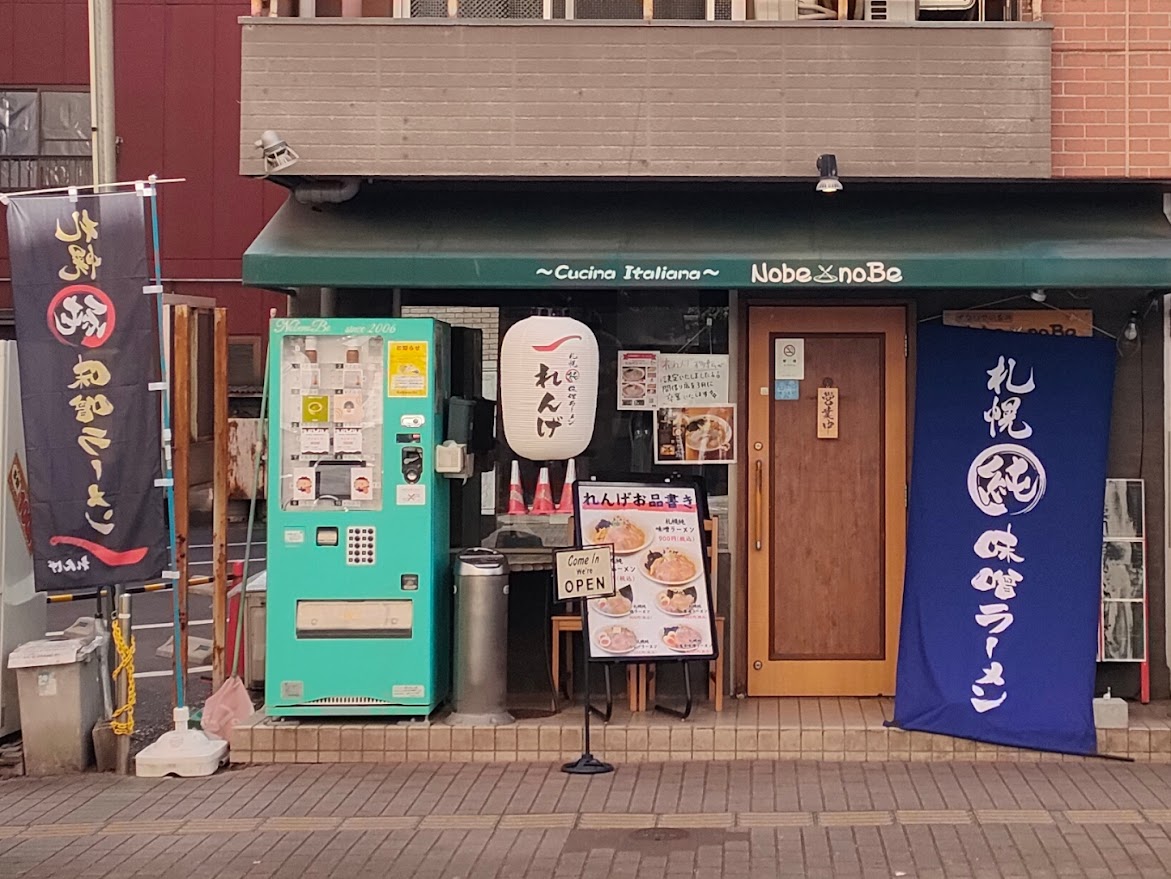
[115,591,132,775]
[87,0,117,184]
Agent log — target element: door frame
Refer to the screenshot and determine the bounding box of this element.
[735,298,916,697]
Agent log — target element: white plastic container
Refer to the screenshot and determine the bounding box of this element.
[8,638,103,776]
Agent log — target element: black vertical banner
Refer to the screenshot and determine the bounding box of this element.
[6,192,166,590]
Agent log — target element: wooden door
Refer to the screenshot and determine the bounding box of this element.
[746,306,907,696]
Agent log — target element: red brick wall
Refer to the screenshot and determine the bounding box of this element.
[0,0,286,335]
[1049,0,1171,177]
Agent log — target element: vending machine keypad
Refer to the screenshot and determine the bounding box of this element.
[345,526,376,566]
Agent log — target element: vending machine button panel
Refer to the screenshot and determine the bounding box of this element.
[346,526,376,566]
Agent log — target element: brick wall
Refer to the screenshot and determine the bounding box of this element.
[1049,0,1171,177]
[401,305,500,373]
[240,20,1052,179]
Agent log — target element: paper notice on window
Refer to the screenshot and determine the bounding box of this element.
[618,351,660,410]
[657,354,729,406]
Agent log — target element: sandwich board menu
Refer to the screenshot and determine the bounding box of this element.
[574,477,718,663]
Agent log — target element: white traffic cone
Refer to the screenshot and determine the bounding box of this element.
[531,466,555,515]
[555,458,576,514]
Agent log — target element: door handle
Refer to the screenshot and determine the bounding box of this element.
[754,459,763,551]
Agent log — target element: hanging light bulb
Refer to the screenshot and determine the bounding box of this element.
[1123,312,1139,342]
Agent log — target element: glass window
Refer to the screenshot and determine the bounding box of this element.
[0,90,91,191]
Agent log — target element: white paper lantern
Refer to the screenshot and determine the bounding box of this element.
[500,316,599,461]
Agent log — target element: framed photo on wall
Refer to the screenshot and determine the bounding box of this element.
[1099,478,1147,662]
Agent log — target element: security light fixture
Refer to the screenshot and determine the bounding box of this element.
[1123,311,1140,342]
[1030,289,1047,303]
[256,130,299,174]
[816,154,842,193]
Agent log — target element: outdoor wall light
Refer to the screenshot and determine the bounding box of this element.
[256,130,299,174]
[1030,289,1047,303]
[1123,311,1140,342]
[816,154,843,193]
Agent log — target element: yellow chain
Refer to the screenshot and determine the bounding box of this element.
[110,619,136,737]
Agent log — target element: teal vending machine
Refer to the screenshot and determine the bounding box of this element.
[265,317,453,717]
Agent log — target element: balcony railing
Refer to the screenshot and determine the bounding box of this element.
[250,0,1032,22]
[0,156,91,193]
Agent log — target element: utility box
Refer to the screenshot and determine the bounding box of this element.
[8,638,103,776]
[244,573,267,690]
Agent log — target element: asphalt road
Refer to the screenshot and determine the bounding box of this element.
[44,521,267,754]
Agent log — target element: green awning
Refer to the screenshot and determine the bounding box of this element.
[243,190,1171,290]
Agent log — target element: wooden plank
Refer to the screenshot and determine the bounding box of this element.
[211,308,229,689]
[173,305,192,704]
[643,0,653,19]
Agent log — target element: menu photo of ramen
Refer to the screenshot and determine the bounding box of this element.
[588,515,652,555]
[593,624,639,656]
[654,406,736,465]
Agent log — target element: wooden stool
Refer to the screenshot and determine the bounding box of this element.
[550,614,640,712]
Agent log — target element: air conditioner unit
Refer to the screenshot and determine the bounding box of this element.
[863,0,917,20]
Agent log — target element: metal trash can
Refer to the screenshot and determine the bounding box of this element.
[448,548,513,726]
[7,638,104,776]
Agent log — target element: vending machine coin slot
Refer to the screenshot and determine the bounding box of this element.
[401,446,423,484]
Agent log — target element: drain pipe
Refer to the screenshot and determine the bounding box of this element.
[294,179,360,205]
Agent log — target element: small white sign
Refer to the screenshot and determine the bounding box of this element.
[284,528,305,544]
[775,338,805,380]
[396,484,426,506]
[37,671,58,697]
[392,684,426,699]
[555,545,617,602]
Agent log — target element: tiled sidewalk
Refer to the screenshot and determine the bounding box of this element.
[6,760,1171,877]
[230,697,1171,765]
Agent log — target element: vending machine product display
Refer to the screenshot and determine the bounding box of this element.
[265,318,453,716]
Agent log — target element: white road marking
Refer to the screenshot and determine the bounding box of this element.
[188,558,267,567]
[133,665,212,680]
[189,542,267,549]
[46,619,213,637]
[129,619,214,632]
